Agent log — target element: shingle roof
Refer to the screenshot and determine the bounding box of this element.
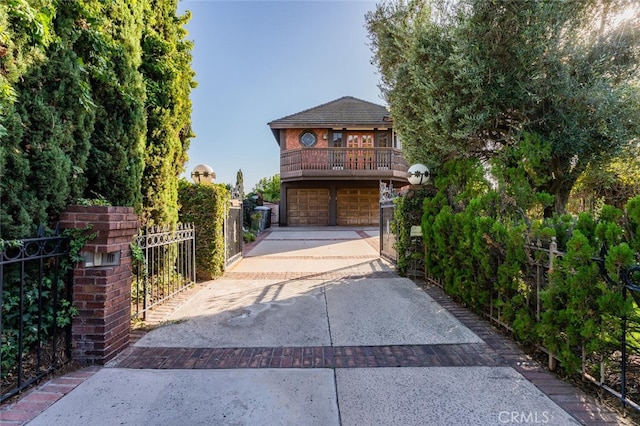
[268,96,391,129]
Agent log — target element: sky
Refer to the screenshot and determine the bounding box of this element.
[177,0,384,191]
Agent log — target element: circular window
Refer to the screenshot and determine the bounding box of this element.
[299,131,317,147]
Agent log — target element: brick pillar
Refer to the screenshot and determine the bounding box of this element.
[59,206,140,365]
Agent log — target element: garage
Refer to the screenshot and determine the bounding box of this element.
[337,188,379,226]
[287,188,330,225]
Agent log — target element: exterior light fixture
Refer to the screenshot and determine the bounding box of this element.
[407,163,430,185]
[191,164,216,184]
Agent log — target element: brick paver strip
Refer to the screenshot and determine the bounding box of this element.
[110,343,505,370]
[0,366,101,426]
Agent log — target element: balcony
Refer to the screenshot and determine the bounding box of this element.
[281,148,409,182]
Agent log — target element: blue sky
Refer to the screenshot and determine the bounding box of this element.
[177,0,383,190]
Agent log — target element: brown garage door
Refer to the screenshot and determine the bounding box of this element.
[337,188,379,226]
[287,188,329,225]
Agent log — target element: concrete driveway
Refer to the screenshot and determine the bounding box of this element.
[6,227,622,425]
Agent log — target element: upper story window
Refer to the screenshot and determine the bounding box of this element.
[299,130,317,147]
[376,133,390,148]
[332,132,343,147]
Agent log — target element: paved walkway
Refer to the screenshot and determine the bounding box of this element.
[1,227,628,425]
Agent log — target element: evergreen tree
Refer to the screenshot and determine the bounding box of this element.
[0,0,196,238]
[140,0,196,226]
[82,0,146,210]
[0,1,94,238]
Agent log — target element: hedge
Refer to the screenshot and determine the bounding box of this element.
[177,180,230,280]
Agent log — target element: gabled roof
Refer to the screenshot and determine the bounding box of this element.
[268,96,392,141]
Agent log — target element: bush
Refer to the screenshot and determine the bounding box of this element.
[177,180,230,280]
[399,170,640,374]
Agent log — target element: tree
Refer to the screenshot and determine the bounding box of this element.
[235,169,245,199]
[571,142,640,211]
[81,0,146,211]
[0,0,196,238]
[367,0,640,216]
[0,1,93,238]
[253,174,280,202]
[140,0,196,226]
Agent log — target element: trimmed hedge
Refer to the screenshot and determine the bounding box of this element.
[397,176,640,374]
[178,180,230,280]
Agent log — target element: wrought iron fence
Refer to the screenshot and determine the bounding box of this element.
[379,181,399,263]
[621,266,640,409]
[225,203,243,267]
[1,233,73,402]
[131,224,195,320]
[380,201,397,263]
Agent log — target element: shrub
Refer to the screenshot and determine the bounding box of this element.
[177,180,230,280]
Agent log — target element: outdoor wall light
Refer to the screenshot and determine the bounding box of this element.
[407,163,430,185]
[82,251,121,267]
[191,164,216,184]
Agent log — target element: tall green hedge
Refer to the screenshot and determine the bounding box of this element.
[178,180,230,280]
[140,0,195,226]
[0,1,195,239]
[407,164,640,372]
[82,0,146,210]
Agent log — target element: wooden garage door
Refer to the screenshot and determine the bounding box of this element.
[337,188,379,226]
[287,188,329,225]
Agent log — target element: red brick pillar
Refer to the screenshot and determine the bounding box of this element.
[59,206,140,365]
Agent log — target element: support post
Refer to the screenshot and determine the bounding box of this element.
[59,206,139,365]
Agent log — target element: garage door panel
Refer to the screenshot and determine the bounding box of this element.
[288,189,329,225]
[337,188,379,226]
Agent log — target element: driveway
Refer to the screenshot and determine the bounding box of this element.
[5,227,622,425]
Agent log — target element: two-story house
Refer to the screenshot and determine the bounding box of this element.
[268,96,408,226]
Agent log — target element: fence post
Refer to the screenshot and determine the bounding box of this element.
[59,206,139,365]
[547,237,558,371]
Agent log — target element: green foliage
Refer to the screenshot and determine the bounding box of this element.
[390,156,640,372]
[539,228,628,373]
[1,1,95,238]
[243,230,256,243]
[177,180,230,280]
[82,0,146,211]
[0,0,196,238]
[367,0,640,215]
[1,271,77,377]
[140,0,196,226]
[394,187,433,276]
[236,170,245,199]
[0,226,92,379]
[626,195,640,254]
[572,143,640,212]
[253,174,281,202]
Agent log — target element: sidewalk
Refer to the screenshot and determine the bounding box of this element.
[1,226,628,425]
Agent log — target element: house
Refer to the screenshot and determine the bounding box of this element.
[268,96,409,226]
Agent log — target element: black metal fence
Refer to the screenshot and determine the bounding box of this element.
[131,224,196,320]
[619,266,640,410]
[225,203,243,267]
[379,182,399,263]
[380,201,397,263]
[1,233,74,402]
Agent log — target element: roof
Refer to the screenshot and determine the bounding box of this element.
[268,96,392,142]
